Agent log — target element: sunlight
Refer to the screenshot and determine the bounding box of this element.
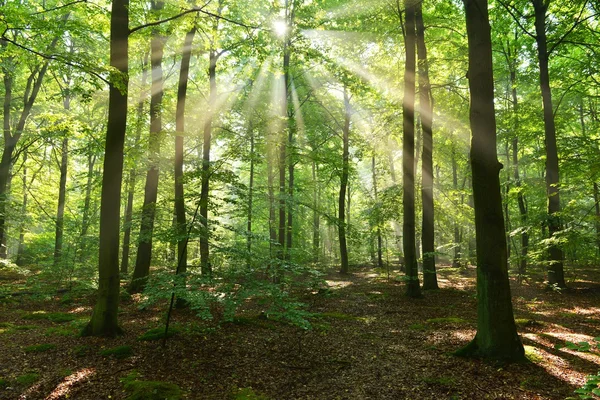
[45,368,95,400]
[273,20,288,38]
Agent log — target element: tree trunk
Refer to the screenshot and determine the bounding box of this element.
[403,0,421,298]
[200,48,217,276]
[53,135,68,267]
[175,28,195,275]
[594,182,600,261]
[451,145,462,268]
[247,123,255,266]
[130,22,165,293]
[372,156,383,269]
[16,152,27,266]
[456,0,524,362]
[312,160,320,262]
[339,88,350,274]
[532,0,566,288]
[83,0,128,337]
[417,2,438,290]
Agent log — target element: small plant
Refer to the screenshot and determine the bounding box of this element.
[120,371,182,400]
[555,341,592,352]
[23,311,75,323]
[14,325,38,331]
[16,372,39,386]
[422,376,456,387]
[100,345,133,359]
[73,345,91,357]
[408,323,427,331]
[45,327,76,337]
[234,387,269,399]
[24,343,56,353]
[0,377,8,388]
[524,345,543,363]
[572,371,600,399]
[426,317,467,324]
[138,327,180,342]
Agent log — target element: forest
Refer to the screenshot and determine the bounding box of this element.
[1,0,600,398]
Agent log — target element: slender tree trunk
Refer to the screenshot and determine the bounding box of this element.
[339,88,350,274]
[200,48,217,276]
[54,135,69,267]
[121,56,148,274]
[417,2,438,290]
[16,152,27,266]
[247,123,255,265]
[312,160,320,262]
[130,22,165,293]
[594,182,600,261]
[83,0,128,337]
[456,0,524,362]
[451,145,462,268]
[372,155,383,269]
[278,41,291,265]
[175,28,195,276]
[532,0,566,288]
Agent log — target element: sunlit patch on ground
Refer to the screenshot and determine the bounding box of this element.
[68,306,91,314]
[325,280,353,290]
[45,368,95,400]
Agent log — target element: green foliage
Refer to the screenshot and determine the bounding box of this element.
[100,345,133,359]
[120,372,182,400]
[426,317,468,324]
[22,311,75,323]
[523,346,543,363]
[138,327,180,342]
[555,341,593,352]
[24,343,56,353]
[573,372,600,399]
[0,377,8,388]
[233,387,269,400]
[44,327,77,336]
[408,323,428,331]
[16,373,40,386]
[422,376,457,387]
[72,345,91,357]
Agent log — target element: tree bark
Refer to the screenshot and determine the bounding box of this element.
[130,20,165,293]
[456,0,524,362]
[339,88,350,274]
[53,135,68,267]
[175,28,195,275]
[312,160,320,262]
[16,152,27,266]
[83,0,128,337]
[531,0,566,288]
[416,2,438,290]
[403,0,421,298]
[247,123,255,266]
[372,155,383,269]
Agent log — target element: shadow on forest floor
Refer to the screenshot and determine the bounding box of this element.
[0,263,599,399]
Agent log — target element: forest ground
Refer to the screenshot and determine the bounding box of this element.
[1,264,599,400]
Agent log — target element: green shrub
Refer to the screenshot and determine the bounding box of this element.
[16,373,39,386]
[100,345,133,359]
[120,372,182,400]
[573,371,600,399]
[138,327,180,342]
[24,343,56,353]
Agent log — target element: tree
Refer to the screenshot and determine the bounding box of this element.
[456,0,524,362]
[82,0,129,337]
[338,87,350,274]
[403,0,421,298]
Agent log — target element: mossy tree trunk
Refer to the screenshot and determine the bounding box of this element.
[457,0,524,362]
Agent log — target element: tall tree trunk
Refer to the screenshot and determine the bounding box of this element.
[278,39,291,265]
[247,123,255,265]
[372,155,383,269]
[200,48,217,276]
[403,0,421,298]
[121,55,148,274]
[594,182,600,261]
[83,0,128,337]
[53,135,69,267]
[339,88,350,274]
[451,145,462,268]
[532,0,566,288]
[130,21,165,293]
[175,28,195,275]
[16,152,27,266]
[417,2,438,290]
[79,152,96,262]
[456,0,524,362]
[312,160,320,262]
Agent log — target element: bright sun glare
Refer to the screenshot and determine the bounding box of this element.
[273,20,288,38]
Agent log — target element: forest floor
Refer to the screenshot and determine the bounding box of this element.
[1,264,600,399]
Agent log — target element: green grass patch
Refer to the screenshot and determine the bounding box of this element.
[24,343,56,353]
[422,376,457,387]
[233,387,269,399]
[100,345,133,359]
[73,345,91,357]
[515,318,544,328]
[408,323,428,331]
[0,377,8,388]
[16,373,39,386]
[121,372,182,400]
[138,327,180,342]
[23,311,75,323]
[524,345,544,363]
[14,324,38,331]
[45,327,77,337]
[426,317,467,324]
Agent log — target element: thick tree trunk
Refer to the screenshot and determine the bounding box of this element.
[403,0,421,298]
[417,2,438,290]
[83,0,128,337]
[200,49,217,276]
[175,28,195,275]
[130,24,165,293]
[532,0,566,288]
[339,88,350,274]
[456,0,524,362]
